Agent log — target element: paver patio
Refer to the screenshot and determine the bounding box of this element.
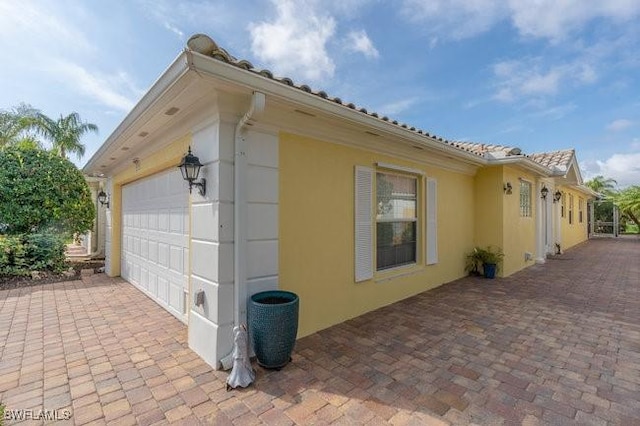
[1,237,639,425]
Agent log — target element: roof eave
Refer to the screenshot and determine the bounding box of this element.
[83,50,192,175]
[486,156,552,176]
[188,52,486,167]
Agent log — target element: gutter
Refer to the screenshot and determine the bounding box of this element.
[233,91,266,327]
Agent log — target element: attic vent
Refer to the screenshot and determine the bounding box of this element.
[165,107,180,116]
[412,145,424,150]
[365,131,380,137]
[138,131,149,137]
[294,109,315,117]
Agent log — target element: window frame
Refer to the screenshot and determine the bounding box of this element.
[579,197,584,223]
[519,180,532,217]
[561,192,566,218]
[375,170,420,271]
[568,193,574,224]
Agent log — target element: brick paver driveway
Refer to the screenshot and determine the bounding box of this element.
[1,237,639,425]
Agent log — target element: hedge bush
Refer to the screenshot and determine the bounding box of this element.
[0,233,67,276]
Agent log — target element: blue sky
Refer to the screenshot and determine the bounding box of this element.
[2,0,640,186]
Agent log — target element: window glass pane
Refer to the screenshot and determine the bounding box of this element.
[376,222,417,270]
[376,173,417,220]
[519,181,531,217]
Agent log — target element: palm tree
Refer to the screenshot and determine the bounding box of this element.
[33,112,98,160]
[0,104,41,147]
[585,175,617,198]
[614,186,640,231]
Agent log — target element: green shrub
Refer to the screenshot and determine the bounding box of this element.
[0,232,67,275]
[25,233,66,272]
[0,146,94,236]
[0,235,28,276]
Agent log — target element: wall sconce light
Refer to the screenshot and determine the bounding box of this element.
[553,190,562,203]
[503,182,513,195]
[178,146,206,196]
[97,190,110,208]
[540,186,549,199]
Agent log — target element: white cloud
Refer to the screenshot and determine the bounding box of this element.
[508,0,640,41]
[400,0,507,39]
[400,0,640,41]
[378,98,418,115]
[51,61,140,112]
[530,103,577,121]
[0,1,92,52]
[492,58,597,103]
[607,119,634,132]
[345,30,379,59]
[592,152,640,187]
[137,0,238,40]
[249,0,336,82]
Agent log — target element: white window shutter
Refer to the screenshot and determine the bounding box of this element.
[355,166,373,282]
[426,177,438,265]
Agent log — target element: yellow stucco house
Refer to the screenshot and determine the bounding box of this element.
[83,35,595,368]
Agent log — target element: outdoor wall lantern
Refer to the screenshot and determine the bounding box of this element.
[553,190,562,203]
[178,146,206,196]
[540,186,549,199]
[503,182,513,195]
[97,190,110,208]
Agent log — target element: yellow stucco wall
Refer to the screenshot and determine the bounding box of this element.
[559,186,588,250]
[108,134,192,277]
[501,167,537,276]
[279,133,476,337]
[473,167,503,250]
[473,166,537,277]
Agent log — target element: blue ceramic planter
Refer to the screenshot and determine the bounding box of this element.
[248,290,299,369]
[483,263,497,279]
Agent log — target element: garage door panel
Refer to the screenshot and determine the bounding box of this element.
[149,272,157,294]
[170,209,183,233]
[169,247,182,273]
[158,243,168,266]
[149,241,158,262]
[122,168,188,323]
[158,277,168,302]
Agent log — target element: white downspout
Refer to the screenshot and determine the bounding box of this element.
[233,92,266,327]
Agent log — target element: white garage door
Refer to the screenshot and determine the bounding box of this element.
[121,169,189,323]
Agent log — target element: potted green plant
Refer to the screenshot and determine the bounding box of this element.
[465,246,504,279]
[479,246,504,279]
[465,247,484,276]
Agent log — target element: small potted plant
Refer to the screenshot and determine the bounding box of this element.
[465,247,484,276]
[479,246,504,279]
[465,246,504,279]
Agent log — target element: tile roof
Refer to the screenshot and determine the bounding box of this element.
[448,142,522,157]
[529,149,575,172]
[186,34,576,176]
[186,34,484,158]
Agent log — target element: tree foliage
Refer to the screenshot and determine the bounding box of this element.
[614,186,640,229]
[0,146,95,236]
[585,175,617,198]
[0,103,41,147]
[32,112,98,160]
[1,104,98,161]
